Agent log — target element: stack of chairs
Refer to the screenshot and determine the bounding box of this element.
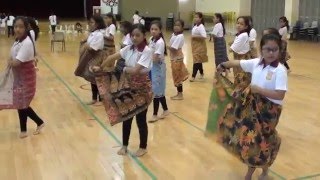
[298,22,310,40]
[307,21,319,41]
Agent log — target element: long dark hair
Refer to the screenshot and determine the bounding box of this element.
[120,21,133,35]
[131,23,147,45]
[13,16,36,56]
[194,12,205,25]
[260,34,282,53]
[106,12,117,30]
[91,15,106,31]
[214,13,225,36]
[279,16,290,31]
[263,27,281,38]
[150,20,167,56]
[237,16,252,35]
[27,17,40,41]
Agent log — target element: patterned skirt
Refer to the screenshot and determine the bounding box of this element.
[191,38,208,64]
[151,61,166,98]
[74,42,105,84]
[169,49,189,87]
[95,62,153,126]
[0,61,36,110]
[213,37,228,67]
[232,52,251,78]
[249,43,258,59]
[214,73,282,168]
[104,38,116,58]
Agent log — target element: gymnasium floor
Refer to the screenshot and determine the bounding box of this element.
[0,23,319,180]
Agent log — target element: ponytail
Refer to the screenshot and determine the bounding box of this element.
[280,16,290,31]
[106,12,117,30]
[215,13,225,36]
[160,32,168,56]
[150,20,167,56]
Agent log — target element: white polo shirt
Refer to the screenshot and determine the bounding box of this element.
[240,58,288,105]
[87,30,104,51]
[11,36,35,62]
[122,33,132,46]
[170,33,184,50]
[133,14,140,24]
[120,45,152,70]
[192,24,207,38]
[231,32,250,54]
[279,26,288,41]
[249,28,257,42]
[212,23,224,38]
[149,37,165,60]
[105,24,116,38]
[49,15,57,26]
[7,16,15,26]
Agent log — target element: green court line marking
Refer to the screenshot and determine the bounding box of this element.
[170,112,205,133]
[293,173,320,180]
[171,112,286,180]
[39,56,157,180]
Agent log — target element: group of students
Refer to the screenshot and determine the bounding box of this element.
[74,12,190,157]
[0,10,290,179]
[0,13,16,37]
[74,11,291,178]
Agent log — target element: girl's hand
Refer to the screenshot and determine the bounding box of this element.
[250,85,261,94]
[90,66,101,72]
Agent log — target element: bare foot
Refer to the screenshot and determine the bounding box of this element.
[117,146,127,156]
[33,123,45,135]
[19,132,28,139]
[134,148,147,157]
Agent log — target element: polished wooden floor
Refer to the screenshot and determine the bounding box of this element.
[0,23,320,180]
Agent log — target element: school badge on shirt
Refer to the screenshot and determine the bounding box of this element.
[266,71,273,80]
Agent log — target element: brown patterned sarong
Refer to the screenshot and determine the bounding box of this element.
[95,71,153,126]
[191,37,208,63]
[74,42,105,84]
[169,48,189,86]
[232,52,251,78]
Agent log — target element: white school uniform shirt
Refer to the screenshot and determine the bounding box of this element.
[170,33,184,50]
[122,33,132,46]
[120,45,153,70]
[230,32,250,54]
[149,37,165,60]
[212,23,224,38]
[249,28,257,42]
[49,15,57,26]
[30,30,36,42]
[192,24,207,38]
[11,36,35,62]
[279,26,288,41]
[1,17,7,27]
[87,30,104,51]
[240,58,288,105]
[105,24,116,38]
[133,14,140,24]
[139,19,145,26]
[7,16,15,26]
